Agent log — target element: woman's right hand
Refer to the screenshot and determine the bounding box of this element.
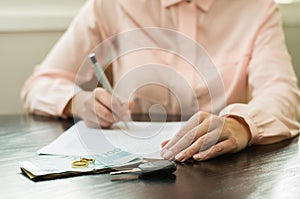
[64,88,132,128]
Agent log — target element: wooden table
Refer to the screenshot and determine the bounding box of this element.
[1,114,299,199]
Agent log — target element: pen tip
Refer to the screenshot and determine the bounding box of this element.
[89,53,97,64]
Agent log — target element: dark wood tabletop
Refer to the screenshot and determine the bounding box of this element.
[1,114,299,199]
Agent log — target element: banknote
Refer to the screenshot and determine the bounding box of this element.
[19,148,143,181]
[93,148,142,167]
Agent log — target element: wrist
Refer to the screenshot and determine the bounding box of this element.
[225,115,252,145]
[62,91,88,119]
[63,98,74,118]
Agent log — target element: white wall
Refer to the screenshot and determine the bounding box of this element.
[0,0,86,115]
[0,1,299,115]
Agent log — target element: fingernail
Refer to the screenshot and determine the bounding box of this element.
[160,148,166,156]
[193,153,205,161]
[161,140,169,148]
[161,149,174,160]
[175,151,186,162]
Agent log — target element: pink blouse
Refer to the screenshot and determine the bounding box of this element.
[21,0,300,145]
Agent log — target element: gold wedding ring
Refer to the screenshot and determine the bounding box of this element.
[72,160,89,168]
[80,157,95,164]
[71,157,95,168]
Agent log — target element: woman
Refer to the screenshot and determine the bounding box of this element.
[21,0,300,162]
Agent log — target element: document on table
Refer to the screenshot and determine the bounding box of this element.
[38,121,185,159]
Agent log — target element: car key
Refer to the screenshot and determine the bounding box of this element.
[110,160,176,177]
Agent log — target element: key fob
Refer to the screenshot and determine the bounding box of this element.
[138,160,177,177]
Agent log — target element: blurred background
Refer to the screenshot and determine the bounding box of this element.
[0,0,299,115]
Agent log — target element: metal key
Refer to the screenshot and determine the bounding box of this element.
[110,160,176,176]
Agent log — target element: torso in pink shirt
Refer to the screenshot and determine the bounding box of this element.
[21,0,300,145]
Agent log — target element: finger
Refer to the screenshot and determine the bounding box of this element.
[174,128,225,162]
[162,113,217,159]
[86,101,116,128]
[84,109,114,128]
[162,112,206,150]
[83,106,113,128]
[193,138,238,161]
[94,88,124,116]
[84,114,114,128]
[161,139,170,148]
[161,123,206,160]
[118,100,134,121]
[84,120,100,128]
[92,101,117,124]
[84,119,112,129]
[94,88,114,109]
[94,88,126,121]
[110,101,130,121]
[129,100,135,111]
[117,102,132,121]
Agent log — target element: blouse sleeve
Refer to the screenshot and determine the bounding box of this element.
[21,0,105,118]
[220,1,300,145]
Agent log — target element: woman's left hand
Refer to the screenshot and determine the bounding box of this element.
[160,111,251,162]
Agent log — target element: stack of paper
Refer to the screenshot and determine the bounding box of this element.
[38,121,184,159]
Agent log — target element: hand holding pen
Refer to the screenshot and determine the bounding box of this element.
[64,53,132,129]
[88,53,131,128]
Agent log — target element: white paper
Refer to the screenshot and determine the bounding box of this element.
[38,121,185,159]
